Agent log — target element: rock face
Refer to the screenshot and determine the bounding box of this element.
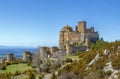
[59,21,99,49]
[103,62,114,72]
[108,70,120,79]
[88,53,100,66]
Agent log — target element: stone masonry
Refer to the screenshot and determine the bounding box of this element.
[7,53,14,62]
[40,46,58,58]
[23,51,32,62]
[59,21,99,49]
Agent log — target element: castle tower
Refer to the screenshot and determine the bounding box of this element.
[7,53,14,62]
[66,44,73,55]
[77,21,86,42]
[59,21,99,52]
[77,21,86,33]
[59,25,73,49]
[23,51,32,62]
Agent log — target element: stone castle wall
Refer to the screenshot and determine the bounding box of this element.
[59,21,99,49]
[40,46,58,58]
[50,46,58,54]
[66,44,87,55]
[40,21,99,57]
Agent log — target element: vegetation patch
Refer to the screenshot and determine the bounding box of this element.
[64,55,81,60]
[0,63,33,73]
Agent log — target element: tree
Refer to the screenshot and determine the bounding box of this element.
[27,72,36,79]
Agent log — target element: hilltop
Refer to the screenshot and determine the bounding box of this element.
[56,40,120,79]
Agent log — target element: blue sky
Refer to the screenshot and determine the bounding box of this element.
[0,0,120,47]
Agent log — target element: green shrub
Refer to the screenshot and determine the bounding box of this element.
[112,54,120,70]
[38,73,45,79]
[14,70,20,76]
[38,76,43,79]
[0,73,12,79]
[50,72,56,79]
[105,70,112,76]
[27,71,36,79]
[99,70,105,78]
[0,64,6,70]
[65,58,72,62]
[5,62,11,66]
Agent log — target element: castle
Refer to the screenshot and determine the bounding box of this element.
[59,21,99,49]
[39,21,99,57]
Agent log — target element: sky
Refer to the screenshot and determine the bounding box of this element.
[0,0,120,47]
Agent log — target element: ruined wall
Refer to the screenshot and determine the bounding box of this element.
[40,47,49,58]
[23,51,32,61]
[7,53,14,62]
[40,46,53,58]
[73,46,87,52]
[50,46,58,54]
[84,32,99,42]
[66,44,87,55]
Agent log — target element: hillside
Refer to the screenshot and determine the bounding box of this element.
[57,40,120,79]
[0,40,119,79]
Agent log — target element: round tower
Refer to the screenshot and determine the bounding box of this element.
[23,51,32,61]
[7,53,14,62]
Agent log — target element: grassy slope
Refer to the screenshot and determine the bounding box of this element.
[65,55,81,60]
[0,63,33,73]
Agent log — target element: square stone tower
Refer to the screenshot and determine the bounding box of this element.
[77,21,86,42]
[77,21,86,33]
